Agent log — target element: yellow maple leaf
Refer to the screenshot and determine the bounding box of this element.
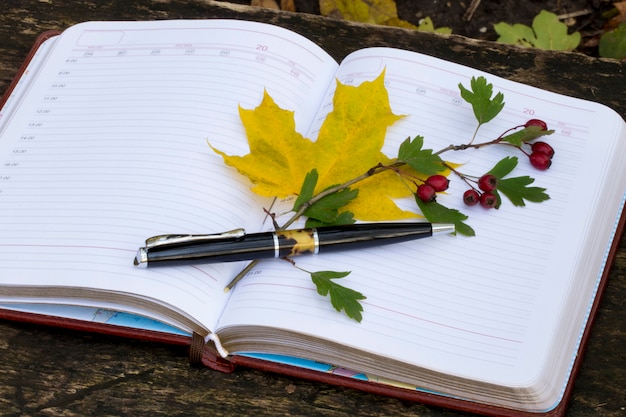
[211,72,424,221]
[211,91,316,198]
[313,73,401,185]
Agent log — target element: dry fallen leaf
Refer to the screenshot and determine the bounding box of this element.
[319,0,399,24]
[607,1,626,29]
[319,0,451,33]
[251,0,280,9]
[280,0,296,12]
[250,0,295,10]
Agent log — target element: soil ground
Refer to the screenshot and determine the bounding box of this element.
[219,0,618,56]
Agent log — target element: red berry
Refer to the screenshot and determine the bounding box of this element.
[425,174,450,192]
[531,141,555,158]
[478,174,498,192]
[525,119,548,131]
[529,151,552,170]
[416,184,436,202]
[480,192,498,209]
[463,189,480,206]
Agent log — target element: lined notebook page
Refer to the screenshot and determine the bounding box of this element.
[0,20,339,333]
[218,47,626,404]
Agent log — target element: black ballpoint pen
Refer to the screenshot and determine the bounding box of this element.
[133,222,455,268]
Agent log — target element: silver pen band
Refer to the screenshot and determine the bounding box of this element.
[272,232,280,258]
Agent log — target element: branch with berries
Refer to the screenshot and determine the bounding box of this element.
[291,78,554,238]
[229,76,555,322]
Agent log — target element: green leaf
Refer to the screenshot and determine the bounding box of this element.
[485,156,550,207]
[487,156,518,178]
[458,76,505,125]
[532,10,581,51]
[293,169,358,225]
[500,127,554,147]
[293,169,318,212]
[397,136,445,175]
[303,186,358,223]
[496,176,550,207]
[416,17,452,34]
[599,22,626,59]
[305,211,355,228]
[494,10,580,51]
[415,198,475,236]
[494,22,535,47]
[311,270,365,322]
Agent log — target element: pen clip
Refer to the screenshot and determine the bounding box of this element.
[144,228,246,248]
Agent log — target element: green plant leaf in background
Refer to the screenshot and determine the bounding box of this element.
[493,22,536,47]
[494,10,581,51]
[599,22,626,59]
[415,17,452,34]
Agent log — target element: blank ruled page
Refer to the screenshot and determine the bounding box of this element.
[0,20,339,333]
[217,47,626,405]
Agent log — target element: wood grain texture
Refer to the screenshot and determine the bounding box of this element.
[0,1,624,416]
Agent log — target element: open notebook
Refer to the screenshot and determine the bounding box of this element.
[0,20,625,417]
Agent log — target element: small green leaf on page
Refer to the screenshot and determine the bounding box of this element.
[293,169,319,212]
[486,157,550,207]
[293,169,357,227]
[397,136,446,175]
[500,126,554,147]
[458,76,505,126]
[302,186,358,224]
[311,270,365,322]
[496,176,550,207]
[487,156,518,178]
[415,197,475,237]
[305,211,355,228]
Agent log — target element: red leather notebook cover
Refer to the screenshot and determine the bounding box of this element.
[1,29,624,417]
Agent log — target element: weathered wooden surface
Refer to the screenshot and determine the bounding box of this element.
[0,1,624,416]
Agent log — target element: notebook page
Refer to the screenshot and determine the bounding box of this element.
[217,47,626,404]
[0,20,339,334]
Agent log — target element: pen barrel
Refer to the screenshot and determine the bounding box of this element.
[316,222,433,253]
[141,230,327,266]
[143,232,278,266]
[137,222,439,267]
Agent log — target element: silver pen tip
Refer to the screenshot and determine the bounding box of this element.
[432,223,455,235]
[133,247,148,268]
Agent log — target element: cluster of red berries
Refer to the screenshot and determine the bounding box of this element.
[463,174,499,209]
[524,119,555,171]
[416,174,449,203]
[416,119,555,208]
